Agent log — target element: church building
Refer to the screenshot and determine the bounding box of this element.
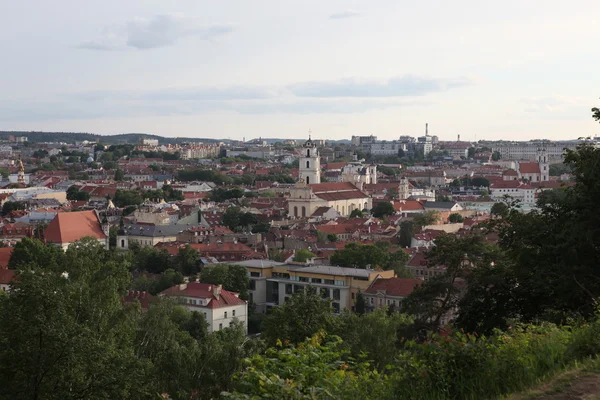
[289,137,372,218]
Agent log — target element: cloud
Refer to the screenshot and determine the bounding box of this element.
[329,9,362,19]
[76,14,234,51]
[289,75,473,98]
[521,95,587,113]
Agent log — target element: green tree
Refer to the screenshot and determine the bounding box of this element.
[492,151,501,161]
[1,200,26,216]
[398,221,414,248]
[371,201,395,218]
[355,292,367,315]
[349,209,364,218]
[448,213,464,223]
[293,249,316,263]
[0,237,148,399]
[262,289,333,346]
[114,168,125,181]
[412,210,440,227]
[133,246,173,274]
[330,243,389,269]
[327,233,338,242]
[174,245,200,276]
[490,202,509,218]
[8,237,64,270]
[223,207,242,231]
[200,263,250,300]
[471,177,490,187]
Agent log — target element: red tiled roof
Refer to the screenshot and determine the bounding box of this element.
[122,290,155,310]
[160,282,246,308]
[190,242,253,253]
[0,248,13,269]
[518,163,540,174]
[44,210,107,244]
[393,200,424,212]
[365,277,422,297]
[0,269,16,285]
[503,169,519,176]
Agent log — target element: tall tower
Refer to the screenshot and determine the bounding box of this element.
[537,148,549,182]
[17,159,25,185]
[299,134,320,185]
[398,176,410,200]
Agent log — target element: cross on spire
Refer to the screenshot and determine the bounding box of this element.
[308,129,312,140]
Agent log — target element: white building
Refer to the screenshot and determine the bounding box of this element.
[160,282,248,332]
[489,181,536,204]
[491,141,579,161]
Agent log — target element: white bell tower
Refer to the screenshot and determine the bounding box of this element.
[537,148,549,182]
[299,132,320,185]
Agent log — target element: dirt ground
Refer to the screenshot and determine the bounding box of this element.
[508,368,600,400]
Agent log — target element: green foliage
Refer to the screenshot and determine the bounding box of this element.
[549,162,573,176]
[378,165,400,176]
[1,200,26,216]
[132,246,173,274]
[293,249,315,263]
[372,201,395,218]
[262,289,333,346]
[66,186,90,201]
[412,210,440,227]
[471,176,490,187]
[211,187,245,202]
[448,213,464,223]
[8,237,64,270]
[113,189,143,207]
[200,263,250,300]
[490,201,509,217]
[349,209,364,218]
[330,242,388,269]
[492,151,501,161]
[0,167,9,178]
[327,233,338,242]
[174,245,200,276]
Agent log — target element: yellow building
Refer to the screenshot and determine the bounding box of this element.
[233,260,394,313]
[288,181,372,218]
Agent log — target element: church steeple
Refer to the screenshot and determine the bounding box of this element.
[299,131,320,185]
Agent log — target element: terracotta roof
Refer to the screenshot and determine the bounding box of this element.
[44,210,107,244]
[0,269,16,285]
[190,242,254,253]
[160,282,246,308]
[393,200,424,212]
[503,169,519,176]
[365,277,422,297]
[122,290,155,310]
[518,163,541,174]
[0,248,13,269]
[309,182,369,201]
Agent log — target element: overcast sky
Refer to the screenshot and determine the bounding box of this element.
[1,0,599,141]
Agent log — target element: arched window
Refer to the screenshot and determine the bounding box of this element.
[342,206,345,215]
[364,202,368,210]
[306,160,310,169]
[294,206,298,217]
[307,149,311,157]
[121,239,125,248]
[306,176,310,184]
[302,206,306,217]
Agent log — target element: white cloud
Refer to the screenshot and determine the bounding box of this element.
[521,95,587,114]
[77,14,234,51]
[329,9,362,19]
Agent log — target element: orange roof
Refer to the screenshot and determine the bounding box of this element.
[518,163,541,174]
[44,210,107,244]
[0,248,13,269]
[365,277,422,297]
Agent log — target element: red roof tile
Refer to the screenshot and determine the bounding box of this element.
[160,282,246,308]
[44,210,107,244]
[365,277,422,297]
[0,248,13,269]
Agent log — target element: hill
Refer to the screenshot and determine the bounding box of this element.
[0,131,224,145]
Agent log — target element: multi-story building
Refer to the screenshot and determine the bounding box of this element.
[160,282,248,332]
[233,260,394,313]
[490,141,580,161]
[180,144,221,159]
[363,277,422,311]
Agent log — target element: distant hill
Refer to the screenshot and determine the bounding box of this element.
[0,131,225,145]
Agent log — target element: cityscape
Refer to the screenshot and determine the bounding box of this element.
[2,1,600,399]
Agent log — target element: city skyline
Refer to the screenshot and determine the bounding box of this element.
[1,0,599,141]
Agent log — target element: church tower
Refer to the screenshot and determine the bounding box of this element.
[537,148,549,182]
[398,176,410,200]
[299,135,320,185]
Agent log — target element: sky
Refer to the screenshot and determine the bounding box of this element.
[1,0,599,141]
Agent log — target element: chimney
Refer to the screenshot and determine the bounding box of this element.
[213,284,222,299]
[178,283,187,291]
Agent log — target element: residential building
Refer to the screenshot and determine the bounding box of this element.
[116,223,183,249]
[490,141,579,161]
[0,269,16,292]
[363,277,422,311]
[160,282,248,332]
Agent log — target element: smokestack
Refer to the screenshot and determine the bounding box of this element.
[458,134,460,142]
[426,123,428,136]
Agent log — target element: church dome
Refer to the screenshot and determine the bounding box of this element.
[303,138,315,148]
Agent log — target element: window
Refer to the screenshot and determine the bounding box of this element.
[306,160,310,169]
[301,206,306,217]
[307,149,310,157]
[250,271,261,277]
[294,206,298,217]
[311,278,322,284]
[224,312,228,318]
[351,292,355,300]
[121,239,125,248]
[370,297,373,305]
[332,302,340,314]
[286,284,292,294]
[324,279,335,285]
[321,288,330,298]
[333,289,340,300]
[250,280,256,290]
[306,176,310,184]
[233,310,236,317]
[219,323,223,330]
[299,276,309,283]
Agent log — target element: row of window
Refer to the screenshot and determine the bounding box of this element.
[289,276,345,286]
[285,284,341,300]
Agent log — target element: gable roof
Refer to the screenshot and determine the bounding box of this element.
[422,201,458,210]
[519,162,541,174]
[160,282,246,308]
[365,277,422,297]
[44,210,107,244]
[0,248,13,269]
[309,182,369,201]
[0,269,16,285]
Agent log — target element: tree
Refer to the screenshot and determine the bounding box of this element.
[355,292,367,315]
[174,245,200,276]
[293,249,316,263]
[223,207,242,231]
[1,201,25,216]
[330,243,389,269]
[112,189,143,207]
[492,151,501,161]
[0,237,148,399]
[132,246,173,274]
[327,233,338,242]
[200,263,250,300]
[0,167,8,178]
[490,202,509,218]
[448,213,464,223]
[471,177,490,187]
[8,238,64,270]
[372,202,395,218]
[262,289,333,345]
[412,210,440,227]
[467,147,476,158]
[349,209,364,218]
[399,221,414,248]
[114,168,125,181]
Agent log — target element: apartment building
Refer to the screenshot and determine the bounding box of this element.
[232,260,394,313]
